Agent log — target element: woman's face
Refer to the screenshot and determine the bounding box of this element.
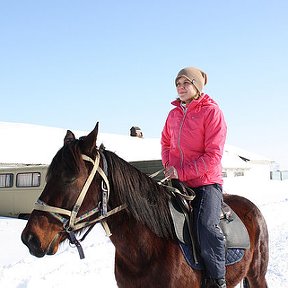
[176,76,198,104]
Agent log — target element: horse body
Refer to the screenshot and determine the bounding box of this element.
[106,210,201,288]
[21,124,269,287]
[107,194,268,287]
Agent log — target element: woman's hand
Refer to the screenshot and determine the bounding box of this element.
[164,166,178,179]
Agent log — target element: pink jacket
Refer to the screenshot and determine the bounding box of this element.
[161,94,227,188]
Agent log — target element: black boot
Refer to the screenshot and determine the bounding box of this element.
[214,278,226,288]
[203,278,227,288]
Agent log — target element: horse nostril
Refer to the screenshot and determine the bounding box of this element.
[22,231,41,252]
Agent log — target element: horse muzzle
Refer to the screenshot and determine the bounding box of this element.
[21,230,47,257]
[21,227,62,258]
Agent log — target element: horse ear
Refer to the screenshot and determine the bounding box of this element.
[64,130,76,145]
[81,122,99,154]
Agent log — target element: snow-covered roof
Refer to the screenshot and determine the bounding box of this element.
[221,151,250,169]
[0,122,160,164]
[0,122,272,168]
[225,144,272,164]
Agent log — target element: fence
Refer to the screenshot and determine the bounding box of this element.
[270,170,288,181]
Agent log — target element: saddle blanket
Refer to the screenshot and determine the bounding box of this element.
[179,242,245,270]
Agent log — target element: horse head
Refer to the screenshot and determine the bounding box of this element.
[21,122,116,258]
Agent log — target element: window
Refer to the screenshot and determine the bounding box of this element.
[234,171,244,177]
[16,172,41,187]
[0,173,13,188]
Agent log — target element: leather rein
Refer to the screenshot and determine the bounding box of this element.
[33,151,127,259]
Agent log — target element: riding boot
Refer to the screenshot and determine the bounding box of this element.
[202,278,227,288]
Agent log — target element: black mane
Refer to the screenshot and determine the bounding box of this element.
[102,149,174,239]
[46,140,82,182]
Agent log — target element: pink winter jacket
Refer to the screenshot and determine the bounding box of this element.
[161,94,227,188]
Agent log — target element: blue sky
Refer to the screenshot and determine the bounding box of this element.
[1,0,288,168]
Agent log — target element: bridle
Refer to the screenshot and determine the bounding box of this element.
[33,150,127,259]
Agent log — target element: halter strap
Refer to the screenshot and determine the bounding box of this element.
[68,153,101,230]
[33,151,127,258]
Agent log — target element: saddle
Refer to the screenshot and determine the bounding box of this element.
[168,182,250,269]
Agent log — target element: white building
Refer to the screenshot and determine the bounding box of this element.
[0,122,273,180]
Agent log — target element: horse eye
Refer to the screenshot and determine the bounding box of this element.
[62,175,77,184]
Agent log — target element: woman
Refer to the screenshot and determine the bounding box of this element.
[161,67,227,288]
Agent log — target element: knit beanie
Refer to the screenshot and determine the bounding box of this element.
[175,67,208,93]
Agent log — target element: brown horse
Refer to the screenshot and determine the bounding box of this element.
[21,123,269,287]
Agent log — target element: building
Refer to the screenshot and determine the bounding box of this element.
[0,122,276,218]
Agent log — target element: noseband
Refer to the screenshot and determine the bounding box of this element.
[33,151,127,259]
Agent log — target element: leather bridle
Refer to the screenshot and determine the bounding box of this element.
[33,151,127,259]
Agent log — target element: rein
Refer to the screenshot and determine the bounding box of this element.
[33,151,127,259]
[149,168,195,201]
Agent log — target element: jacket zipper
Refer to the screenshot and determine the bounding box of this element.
[178,106,187,169]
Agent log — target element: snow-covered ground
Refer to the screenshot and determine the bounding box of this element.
[0,177,288,287]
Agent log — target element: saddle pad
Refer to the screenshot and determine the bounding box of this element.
[220,204,250,249]
[179,242,245,270]
[169,198,250,249]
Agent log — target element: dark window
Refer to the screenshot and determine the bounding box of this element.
[234,171,244,177]
[16,172,41,187]
[0,173,14,188]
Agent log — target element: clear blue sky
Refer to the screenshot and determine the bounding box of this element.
[1,0,288,168]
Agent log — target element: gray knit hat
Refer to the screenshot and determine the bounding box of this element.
[175,67,208,93]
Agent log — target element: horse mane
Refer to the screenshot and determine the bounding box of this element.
[46,140,82,182]
[102,148,175,239]
[47,141,175,240]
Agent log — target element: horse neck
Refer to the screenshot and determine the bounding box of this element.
[104,150,175,240]
[108,213,171,260]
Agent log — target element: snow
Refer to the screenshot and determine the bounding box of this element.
[0,177,287,287]
[0,122,287,287]
[0,121,271,166]
[0,122,161,164]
